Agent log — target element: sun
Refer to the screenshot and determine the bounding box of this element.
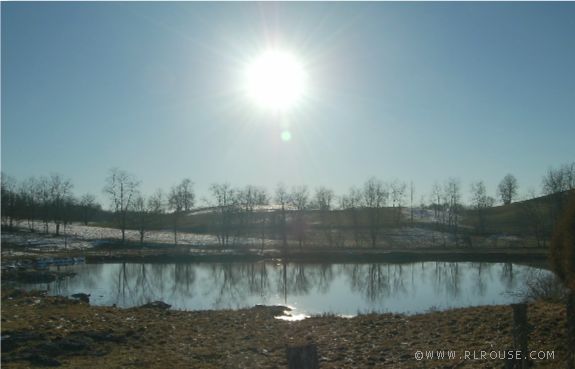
[244,49,307,112]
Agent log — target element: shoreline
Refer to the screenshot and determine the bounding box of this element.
[1,288,567,368]
[2,237,550,266]
[81,247,550,264]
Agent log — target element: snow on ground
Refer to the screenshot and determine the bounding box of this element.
[2,221,274,251]
[2,230,94,251]
[379,226,453,249]
[401,207,438,223]
[2,212,526,252]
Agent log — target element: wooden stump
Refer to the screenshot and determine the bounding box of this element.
[286,343,319,369]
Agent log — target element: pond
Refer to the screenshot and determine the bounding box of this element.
[24,261,551,316]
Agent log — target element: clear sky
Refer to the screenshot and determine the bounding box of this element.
[2,2,574,206]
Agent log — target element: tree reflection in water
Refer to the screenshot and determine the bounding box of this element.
[343,263,410,303]
[208,263,248,308]
[501,262,519,290]
[431,262,462,298]
[245,261,269,298]
[170,263,196,306]
[28,261,551,315]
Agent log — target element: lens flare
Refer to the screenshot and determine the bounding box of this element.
[281,130,292,142]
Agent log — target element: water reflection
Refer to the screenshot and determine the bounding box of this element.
[430,262,462,299]
[30,261,551,315]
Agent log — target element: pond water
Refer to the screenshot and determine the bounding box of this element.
[26,261,551,315]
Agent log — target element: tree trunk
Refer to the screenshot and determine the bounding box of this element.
[173,213,179,245]
[120,212,126,244]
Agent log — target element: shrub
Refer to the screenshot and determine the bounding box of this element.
[549,191,575,290]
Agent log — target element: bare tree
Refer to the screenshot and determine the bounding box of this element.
[497,174,518,205]
[47,174,74,236]
[409,181,415,224]
[444,178,462,245]
[133,195,148,245]
[20,177,41,232]
[543,163,575,195]
[133,189,165,246]
[542,162,575,229]
[566,162,575,191]
[148,188,166,215]
[168,179,195,245]
[103,168,140,243]
[470,180,494,234]
[36,176,52,233]
[275,183,290,249]
[210,183,237,247]
[430,182,443,223]
[1,173,18,229]
[237,185,268,248]
[23,174,73,236]
[314,187,334,211]
[340,187,364,247]
[314,186,335,246]
[390,180,407,225]
[137,194,160,244]
[237,185,262,213]
[363,177,388,248]
[237,185,258,237]
[250,187,269,252]
[290,185,309,248]
[60,196,76,247]
[427,182,444,246]
[79,193,100,226]
[519,189,550,247]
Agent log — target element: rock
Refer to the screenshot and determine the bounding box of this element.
[253,305,290,317]
[140,301,171,310]
[70,293,90,303]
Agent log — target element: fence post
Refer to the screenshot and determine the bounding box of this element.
[286,343,319,369]
[567,291,575,369]
[510,303,529,369]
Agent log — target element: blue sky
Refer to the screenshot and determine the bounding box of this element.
[2,2,574,205]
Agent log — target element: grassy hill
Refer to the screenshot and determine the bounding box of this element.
[86,190,574,249]
[463,190,573,238]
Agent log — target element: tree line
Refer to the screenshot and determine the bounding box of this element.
[2,162,574,248]
[1,173,102,235]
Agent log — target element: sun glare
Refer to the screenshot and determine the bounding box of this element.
[244,49,307,112]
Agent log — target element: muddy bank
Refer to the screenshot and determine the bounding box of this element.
[4,244,545,265]
[1,289,568,368]
[1,269,76,284]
